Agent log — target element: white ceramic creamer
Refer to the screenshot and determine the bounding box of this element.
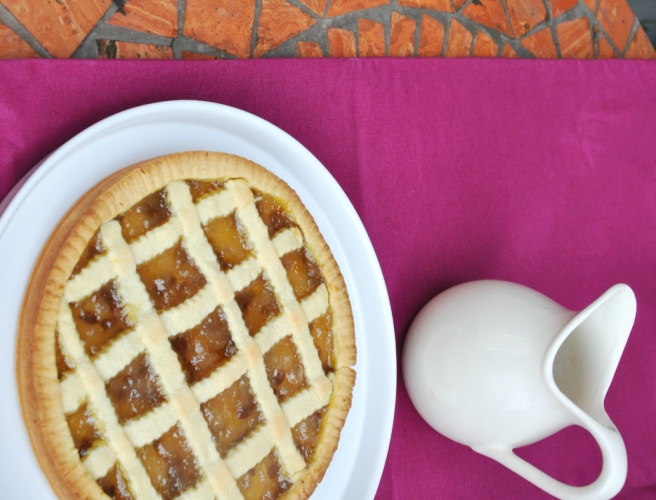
[402,280,636,500]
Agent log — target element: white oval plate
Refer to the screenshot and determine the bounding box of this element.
[0,101,396,499]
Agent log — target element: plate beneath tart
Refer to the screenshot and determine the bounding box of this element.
[0,101,396,499]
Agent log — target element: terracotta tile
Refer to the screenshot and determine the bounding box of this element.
[358,18,385,56]
[520,25,557,57]
[254,0,316,57]
[452,0,468,9]
[300,0,328,16]
[328,0,390,17]
[97,40,173,58]
[328,28,356,56]
[180,51,218,59]
[506,0,546,38]
[445,18,473,57]
[502,42,519,56]
[418,14,445,56]
[184,0,255,59]
[624,27,656,58]
[397,0,454,13]
[108,0,177,38]
[581,0,597,11]
[594,26,618,57]
[3,0,111,57]
[390,11,416,56]
[596,0,635,52]
[297,41,324,56]
[556,16,594,58]
[471,29,497,56]
[549,0,577,17]
[0,21,39,58]
[463,0,514,38]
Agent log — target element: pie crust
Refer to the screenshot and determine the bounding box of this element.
[18,151,356,500]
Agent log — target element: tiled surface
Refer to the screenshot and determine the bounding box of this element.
[0,0,653,58]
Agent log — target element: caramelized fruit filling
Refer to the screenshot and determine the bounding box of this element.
[105,353,165,423]
[137,424,200,500]
[137,242,207,312]
[264,336,308,403]
[254,191,295,238]
[237,450,290,500]
[309,313,335,374]
[72,229,104,276]
[234,274,280,336]
[118,189,171,244]
[55,331,74,380]
[187,180,224,202]
[280,247,324,301]
[203,212,252,270]
[201,375,263,457]
[65,403,100,457]
[291,408,326,461]
[70,280,131,357]
[97,464,135,500]
[170,306,237,385]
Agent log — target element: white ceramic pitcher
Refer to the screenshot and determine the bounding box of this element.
[403,280,636,500]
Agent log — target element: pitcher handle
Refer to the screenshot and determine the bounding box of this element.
[473,422,627,500]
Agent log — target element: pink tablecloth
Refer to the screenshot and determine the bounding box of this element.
[2,59,655,499]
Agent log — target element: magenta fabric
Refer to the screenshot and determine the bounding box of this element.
[2,59,656,499]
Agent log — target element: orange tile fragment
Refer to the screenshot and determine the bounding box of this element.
[299,0,328,16]
[184,0,255,59]
[624,27,656,58]
[328,0,390,17]
[108,0,177,38]
[328,28,356,56]
[180,51,217,59]
[358,18,385,56]
[390,11,416,56]
[502,43,519,57]
[451,0,468,9]
[3,0,111,58]
[463,0,514,38]
[549,0,577,18]
[471,29,497,56]
[594,27,618,57]
[520,26,557,57]
[556,16,594,58]
[418,14,445,56]
[581,0,597,10]
[97,40,173,59]
[596,0,635,52]
[297,41,324,57]
[397,0,454,12]
[254,0,316,57]
[0,21,39,58]
[445,18,473,57]
[506,0,546,38]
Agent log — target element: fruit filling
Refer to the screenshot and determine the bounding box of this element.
[105,353,165,423]
[72,229,104,276]
[118,189,171,244]
[170,306,237,385]
[97,464,135,500]
[234,274,280,336]
[137,424,200,500]
[254,191,295,238]
[203,212,252,271]
[200,375,263,457]
[280,247,324,301]
[186,180,224,202]
[65,403,100,457]
[291,408,326,461]
[55,331,74,380]
[237,450,290,500]
[309,313,335,374]
[70,281,131,357]
[263,336,308,403]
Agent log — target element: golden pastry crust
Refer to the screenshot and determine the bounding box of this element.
[18,152,356,500]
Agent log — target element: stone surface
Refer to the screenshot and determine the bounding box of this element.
[299,0,328,16]
[297,40,324,56]
[596,0,635,52]
[556,16,594,58]
[445,18,472,57]
[327,0,390,18]
[397,0,454,13]
[0,20,39,58]
[471,29,498,56]
[184,0,255,58]
[624,26,656,58]
[549,0,578,18]
[506,0,546,38]
[108,0,177,38]
[463,0,514,38]
[358,18,385,56]
[521,25,558,57]
[2,0,111,57]
[328,27,356,56]
[390,11,416,56]
[417,13,444,56]
[254,0,315,57]
[97,40,173,58]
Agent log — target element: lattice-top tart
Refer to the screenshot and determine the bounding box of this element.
[18,152,356,500]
